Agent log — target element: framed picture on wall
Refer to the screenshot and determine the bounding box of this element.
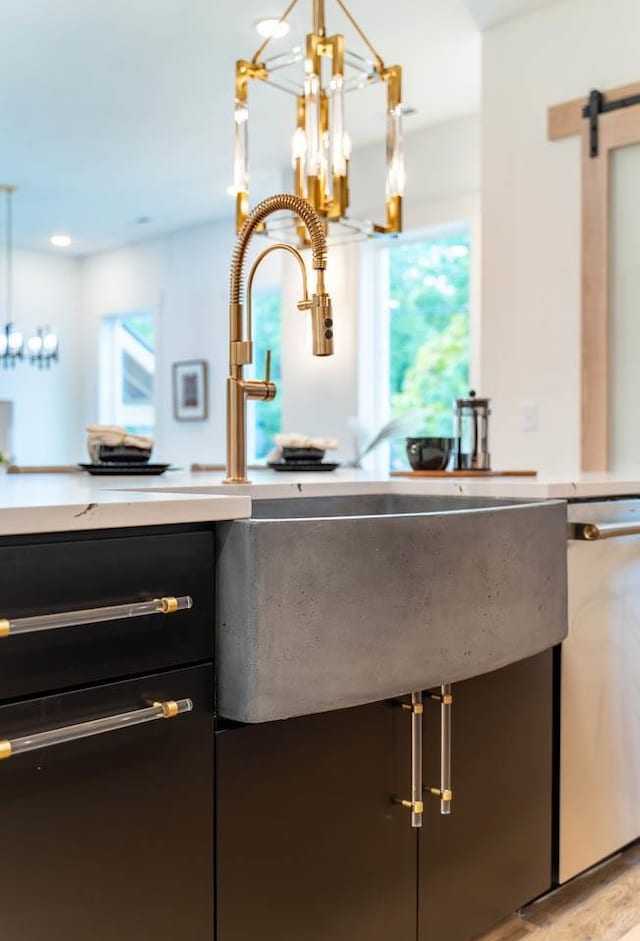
[172,360,209,421]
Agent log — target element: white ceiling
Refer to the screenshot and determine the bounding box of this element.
[1,0,483,254]
[462,0,569,29]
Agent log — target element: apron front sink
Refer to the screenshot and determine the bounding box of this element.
[216,494,567,722]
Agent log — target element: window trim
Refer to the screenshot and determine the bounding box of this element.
[358,195,480,472]
[99,310,156,435]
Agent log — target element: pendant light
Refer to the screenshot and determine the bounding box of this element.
[232,0,405,244]
[0,185,24,366]
[0,184,59,369]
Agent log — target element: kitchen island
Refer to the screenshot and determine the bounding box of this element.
[0,469,632,940]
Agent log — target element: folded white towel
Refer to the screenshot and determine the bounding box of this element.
[274,433,338,451]
[86,425,154,451]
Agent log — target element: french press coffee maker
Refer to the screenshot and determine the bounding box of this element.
[454,390,491,471]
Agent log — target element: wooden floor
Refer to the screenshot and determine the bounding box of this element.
[477,843,640,941]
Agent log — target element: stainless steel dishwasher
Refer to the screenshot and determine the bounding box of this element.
[560,498,640,883]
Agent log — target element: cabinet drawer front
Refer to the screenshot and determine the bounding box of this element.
[0,529,214,700]
[0,664,214,941]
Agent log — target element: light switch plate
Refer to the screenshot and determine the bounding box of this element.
[521,401,539,432]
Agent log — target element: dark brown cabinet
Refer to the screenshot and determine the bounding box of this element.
[216,700,416,941]
[0,523,554,941]
[0,664,214,941]
[216,651,554,941]
[419,649,554,941]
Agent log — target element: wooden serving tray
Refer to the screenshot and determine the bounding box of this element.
[391,469,538,478]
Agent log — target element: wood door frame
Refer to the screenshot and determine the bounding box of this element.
[548,86,640,471]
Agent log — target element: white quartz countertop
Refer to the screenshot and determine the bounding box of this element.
[109,467,640,500]
[1,467,639,536]
[0,474,251,535]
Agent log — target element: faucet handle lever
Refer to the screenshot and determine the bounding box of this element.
[264,348,271,384]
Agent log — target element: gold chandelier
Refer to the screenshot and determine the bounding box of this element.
[232,0,404,243]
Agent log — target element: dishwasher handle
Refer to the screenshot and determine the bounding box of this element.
[569,521,640,541]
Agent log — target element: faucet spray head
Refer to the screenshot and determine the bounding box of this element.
[298,268,334,357]
[310,292,334,356]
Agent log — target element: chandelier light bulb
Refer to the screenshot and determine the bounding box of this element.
[27,333,43,356]
[43,330,59,356]
[8,326,23,356]
[292,127,307,161]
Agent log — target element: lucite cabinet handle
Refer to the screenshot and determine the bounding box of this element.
[0,698,193,760]
[0,595,193,638]
[396,692,424,828]
[426,684,453,815]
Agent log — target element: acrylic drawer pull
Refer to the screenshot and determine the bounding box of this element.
[0,698,193,760]
[0,595,193,638]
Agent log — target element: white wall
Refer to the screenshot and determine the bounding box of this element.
[80,218,236,467]
[481,0,640,473]
[0,250,82,463]
[80,215,365,467]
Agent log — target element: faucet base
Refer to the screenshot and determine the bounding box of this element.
[223,477,252,485]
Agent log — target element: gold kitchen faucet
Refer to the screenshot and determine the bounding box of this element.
[225,194,334,484]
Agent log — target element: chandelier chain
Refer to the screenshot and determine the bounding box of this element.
[251,0,384,71]
[334,0,385,70]
[4,190,13,323]
[2,186,14,324]
[313,0,326,36]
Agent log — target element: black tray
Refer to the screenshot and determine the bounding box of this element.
[79,463,171,476]
[268,462,340,473]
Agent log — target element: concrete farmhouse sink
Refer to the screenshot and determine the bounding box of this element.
[215,494,567,723]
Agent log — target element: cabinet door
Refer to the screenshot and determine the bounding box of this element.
[419,650,553,941]
[0,665,214,941]
[216,701,416,941]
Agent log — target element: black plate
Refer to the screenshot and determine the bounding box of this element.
[268,462,340,473]
[79,463,171,476]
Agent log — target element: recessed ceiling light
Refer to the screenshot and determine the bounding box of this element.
[50,234,72,248]
[255,17,290,39]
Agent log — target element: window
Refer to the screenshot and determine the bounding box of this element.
[374,224,472,468]
[250,285,282,461]
[99,312,155,437]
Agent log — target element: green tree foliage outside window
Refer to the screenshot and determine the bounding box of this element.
[252,286,282,460]
[387,230,471,467]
